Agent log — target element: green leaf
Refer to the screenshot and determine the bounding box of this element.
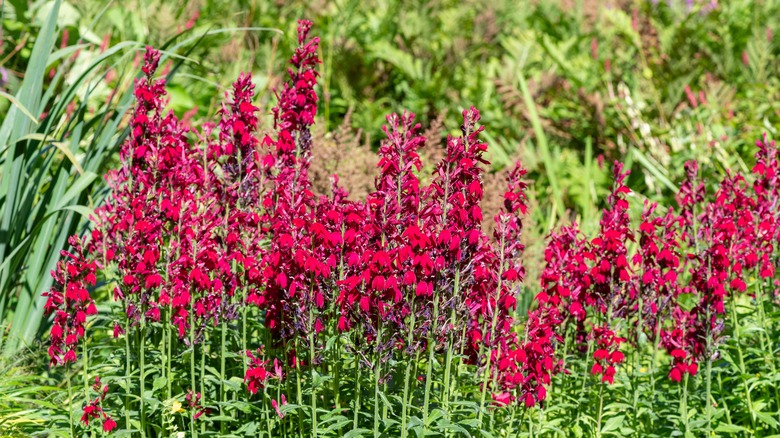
[755,411,780,428]
[601,415,624,433]
[51,171,98,212]
[152,376,167,392]
[0,91,39,125]
[342,428,370,438]
[323,418,353,432]
[716,424,749,433]
[677,293,698,312]
[478,429,496,438]
[277,403,301,415]
[435,419,471,437]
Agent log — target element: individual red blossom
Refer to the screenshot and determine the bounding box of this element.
[271,394,287,418]
[186,390,208,421]
[81,402,102,425]
[103,416,117,432]
[590,325,625,384]
[245,348,277,394]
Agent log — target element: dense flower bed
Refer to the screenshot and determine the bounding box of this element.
[43,20,780,437]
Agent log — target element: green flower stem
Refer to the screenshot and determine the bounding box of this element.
[681,372,689,434]
[508,404,517,435]
[189,283,198,438]
[67,363,75,437]
[729,298,756,431]
[717,371,733,426]
[400,300,417,438]
[596,382,604,438]
[422,294,439,427]
[200,330,207,434]
[294,336,303,436]
[242,286,248,378]
[334,333,342,413]
[442,270,460,418]
[353,350,361,430]
[373,318,383,437]
[633,296,643,432]
[577,333,595,423]
[220,318,228,435]
[124,302,132,433]
[139,322,146,438]
[705,303,713,436]
[308,302,318,436]
[263,385,272,437]
[453,322,468,404]
[167,320,172,401]
[756,278,780,420]
[649,296,662,428]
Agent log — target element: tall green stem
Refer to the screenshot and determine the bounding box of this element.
[353,348,362,429]
[400,301,417,438]
[164,311,172,437]
[373,319,383,437]
[308,303,318,436]
[67,363,75,437]
[189,284,198,438]
[422,296,439,427]
[755,278,780,420]
[705,304,713,436]
[729,298,756,430]
[442,270,460,419]
[681,373,689,434]
[717,371,733,426]
[139,322,146,438]
[200,331,207,434]
[632,296,643,433]
[649,297,662,428]
[263,385,272,437]
[220,319,228,435]
[333,333,342,411]
[124,304,132,432]
[167,321,172,401]
[242,287,248,378]
[294,336,303,436]
[596,382,604,438]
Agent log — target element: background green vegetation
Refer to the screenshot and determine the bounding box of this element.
[1,0,780,435]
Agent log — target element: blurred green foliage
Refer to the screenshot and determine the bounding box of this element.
[43,0,780,226]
